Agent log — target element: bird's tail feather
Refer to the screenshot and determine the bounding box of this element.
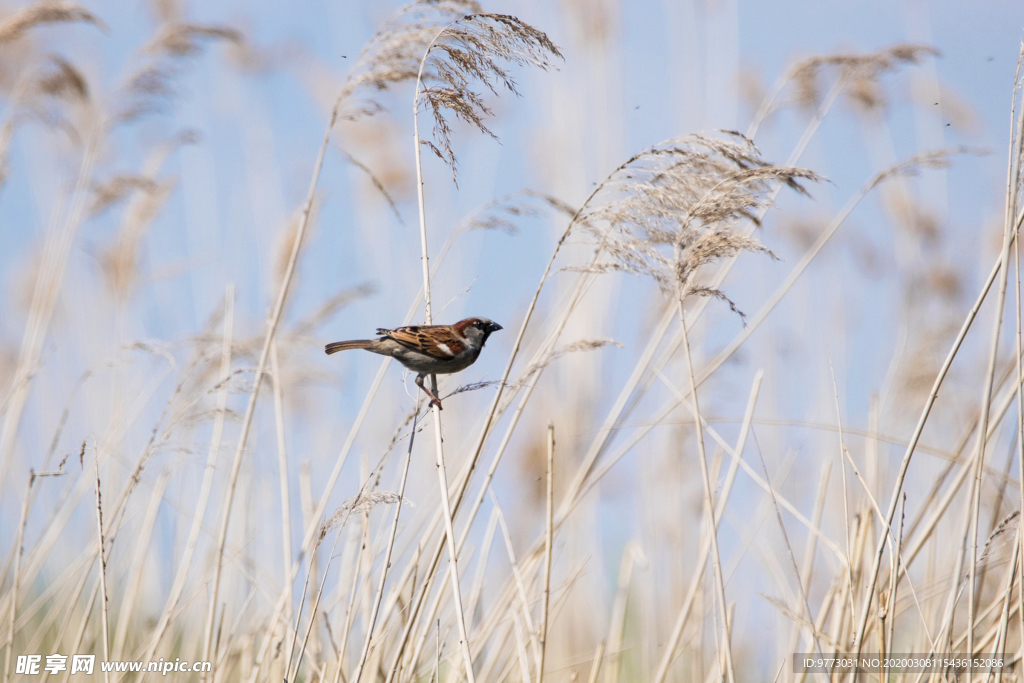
[325,340,375,355]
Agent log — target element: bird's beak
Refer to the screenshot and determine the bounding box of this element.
[488,322,503,332]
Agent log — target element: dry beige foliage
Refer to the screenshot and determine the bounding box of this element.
[790,44,940,110]
[0,1,105,43]
[36,55,88,102]
[145,21,241,56]
[573,131,821,318]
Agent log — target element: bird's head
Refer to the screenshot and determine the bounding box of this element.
[455,317,503,346]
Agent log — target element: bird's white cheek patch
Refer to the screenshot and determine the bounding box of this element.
[437,343,453,356]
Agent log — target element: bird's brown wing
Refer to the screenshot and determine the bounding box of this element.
[378,325,466,361]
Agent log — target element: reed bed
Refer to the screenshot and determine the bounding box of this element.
[1,1,1023,682]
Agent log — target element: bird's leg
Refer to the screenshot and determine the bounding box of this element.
[415,373,443,410]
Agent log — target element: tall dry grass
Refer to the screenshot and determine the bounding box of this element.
[1,1,1024,682]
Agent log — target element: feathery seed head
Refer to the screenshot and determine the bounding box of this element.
[418,13,561,179]
[0,1,106,43]
[37,55,88,102]
[334,4,559,180]
[571,131,821,318]
[145,22,241,56]
[789,44,939,111]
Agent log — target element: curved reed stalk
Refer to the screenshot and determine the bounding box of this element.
[138,287,233,674]
[350,411,418,683]
[674,310,735,683]
[850,204,1024,657]
[200,91,345,680]
[401,13,560,682]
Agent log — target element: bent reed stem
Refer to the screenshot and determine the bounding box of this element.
[201,91,344,681]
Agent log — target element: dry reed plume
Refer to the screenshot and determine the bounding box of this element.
[571,131,820,318]
[1,2,1023,683]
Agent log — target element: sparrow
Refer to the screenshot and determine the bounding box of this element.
[325,317,503,409]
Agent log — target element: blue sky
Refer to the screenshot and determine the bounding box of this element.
[3,0,1024,670]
